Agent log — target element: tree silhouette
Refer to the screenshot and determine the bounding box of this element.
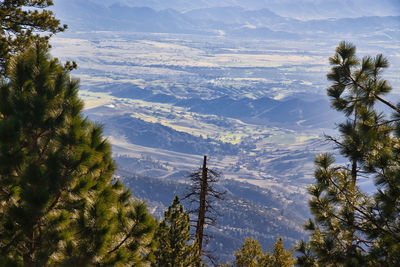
[184,156,225,266]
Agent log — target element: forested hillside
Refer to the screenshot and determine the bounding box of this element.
[0,0,399,266]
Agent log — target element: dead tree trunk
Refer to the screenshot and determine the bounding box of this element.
[195,156,208,261]
[184,155,225,267]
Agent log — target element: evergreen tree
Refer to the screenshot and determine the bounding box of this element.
[0,0,66,74]
[269,238,296,267]
[234,238,267,267]
[152,196,200,267]
[0,44,155,266]
[297,41,400,266]
[234,237,295,267]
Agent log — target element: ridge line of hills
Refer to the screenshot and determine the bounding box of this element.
[53,1,400,38]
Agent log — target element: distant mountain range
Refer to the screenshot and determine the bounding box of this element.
[93,0,400,19]
[54,0,400,39]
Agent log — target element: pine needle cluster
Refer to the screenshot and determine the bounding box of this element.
[233,237,295,267]
[297,41,400,267]
[0,0,67,74]
[0,44,156,266]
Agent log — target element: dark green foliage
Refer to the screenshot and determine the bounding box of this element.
[0,0,66,74]
[233,237,295,267]
[297,41,400,266]
[152,196,200,267]
[0,44,155,266]
[234,238,267,267]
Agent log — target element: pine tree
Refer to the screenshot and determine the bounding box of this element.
[184,155,225,266]
[234,237,295,267]
[152,196,200,267]
[0,0,66,74]
[0,44,155,266]
[269,238,296,267]
[297,41,400,266]
[234,238,267,267]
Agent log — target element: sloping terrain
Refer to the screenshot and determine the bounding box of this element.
[118,172,308,262]
[50,0,400,262]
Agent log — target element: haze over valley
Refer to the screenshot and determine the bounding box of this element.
[50,0,400,262]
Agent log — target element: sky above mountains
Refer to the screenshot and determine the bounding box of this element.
[92,0,400,19]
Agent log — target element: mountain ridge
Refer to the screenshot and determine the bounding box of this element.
[92,0,400,19]
[53,1,399,37]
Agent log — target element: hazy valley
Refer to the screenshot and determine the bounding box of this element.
[49,0,400,262]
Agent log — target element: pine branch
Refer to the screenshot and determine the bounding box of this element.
[341,62,400,114]
[107,220,139,256]
[325,170,399,241]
